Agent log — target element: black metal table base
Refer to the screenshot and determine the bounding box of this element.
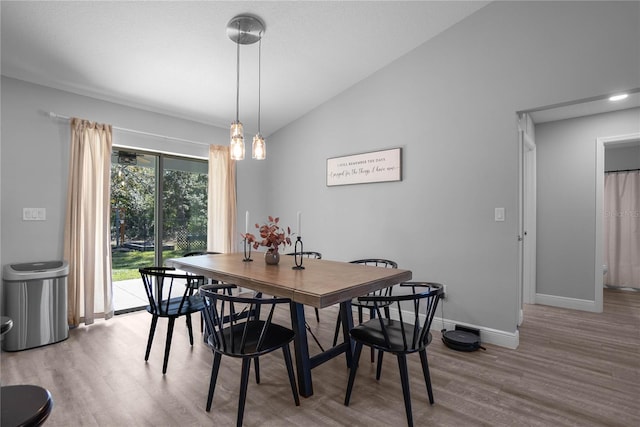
[289,300,354,397]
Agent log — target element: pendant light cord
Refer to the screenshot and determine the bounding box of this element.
[235,22,241,122]
[257,34,262,133]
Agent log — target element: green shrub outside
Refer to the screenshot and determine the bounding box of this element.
[111,249,185,281]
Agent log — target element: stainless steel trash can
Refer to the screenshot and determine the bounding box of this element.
[2,261,69,351]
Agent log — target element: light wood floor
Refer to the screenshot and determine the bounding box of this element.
[1,289,638,426]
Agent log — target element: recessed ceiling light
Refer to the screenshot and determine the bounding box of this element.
[609,93,629,101]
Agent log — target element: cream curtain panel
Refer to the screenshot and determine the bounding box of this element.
[604,170,640,288]
[208,145,237,252]
[64,118,114,326]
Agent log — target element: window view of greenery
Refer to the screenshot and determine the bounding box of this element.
[110,152,208,281]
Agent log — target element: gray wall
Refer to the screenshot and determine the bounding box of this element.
[2,1,639,346]
[246,1,640,339]
[0,77,226,266]
[605,143,640,171]
[536,108,640,299]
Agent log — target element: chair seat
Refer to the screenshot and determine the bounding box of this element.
[1,384,53,427]
[209,320,295,357]
[350,319,432,354]
[145,295,204,317]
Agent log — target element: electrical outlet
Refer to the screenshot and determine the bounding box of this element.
[441,284,447,300]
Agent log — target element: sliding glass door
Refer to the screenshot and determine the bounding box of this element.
[110,149,207,312]
[161,156,208,262]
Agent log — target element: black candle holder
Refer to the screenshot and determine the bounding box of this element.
[243,237,253,262]
[292,236,305,270]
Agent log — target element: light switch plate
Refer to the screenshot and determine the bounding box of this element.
[495,207,505,222]
[23,207,46,221]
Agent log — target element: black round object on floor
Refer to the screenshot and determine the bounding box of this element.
[442,329,482,352]
[1,385,53,427]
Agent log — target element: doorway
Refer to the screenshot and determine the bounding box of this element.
[518,91,639,319]
[595,133,640,302]
[110,149,208,313]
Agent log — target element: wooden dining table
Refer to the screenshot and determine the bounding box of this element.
[166,252,412,397]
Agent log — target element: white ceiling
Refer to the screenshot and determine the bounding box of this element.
[1,1,491,136]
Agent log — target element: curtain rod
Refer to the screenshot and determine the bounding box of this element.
[605,168,640,173]
[48,112,211,147]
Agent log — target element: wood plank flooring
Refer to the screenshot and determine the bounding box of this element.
[1,289,638,426]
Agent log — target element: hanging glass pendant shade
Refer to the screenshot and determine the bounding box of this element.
[230,121,244,160]
[252,133,265,159]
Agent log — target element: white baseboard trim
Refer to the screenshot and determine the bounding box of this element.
[352,306,520,350]
[433,316,519,349]
[535,293,599,312]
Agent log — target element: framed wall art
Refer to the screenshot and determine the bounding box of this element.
[326,147,402,186]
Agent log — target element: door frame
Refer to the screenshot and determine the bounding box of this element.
[594,132,640,312]
[517,113,537,326]
[522,133,536,305]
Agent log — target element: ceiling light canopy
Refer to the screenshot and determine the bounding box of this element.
[227,15,266,161]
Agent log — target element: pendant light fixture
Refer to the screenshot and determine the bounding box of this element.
[227,15,265,161]
[252,36,266,160]
[229,28,244,160]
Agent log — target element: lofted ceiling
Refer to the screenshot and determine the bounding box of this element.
[1,1,491,136]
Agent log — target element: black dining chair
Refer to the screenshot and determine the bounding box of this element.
[183,251,222,292]
[138,266,206,374]
[344,282,444,427]
[333,259,398,365]
[200,283,300,427]
[183,251,225,333]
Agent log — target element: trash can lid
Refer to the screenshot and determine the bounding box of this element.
[3,261,69,281]
[10,261,63,271]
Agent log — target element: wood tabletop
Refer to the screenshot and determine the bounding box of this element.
[167,252,412,308]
